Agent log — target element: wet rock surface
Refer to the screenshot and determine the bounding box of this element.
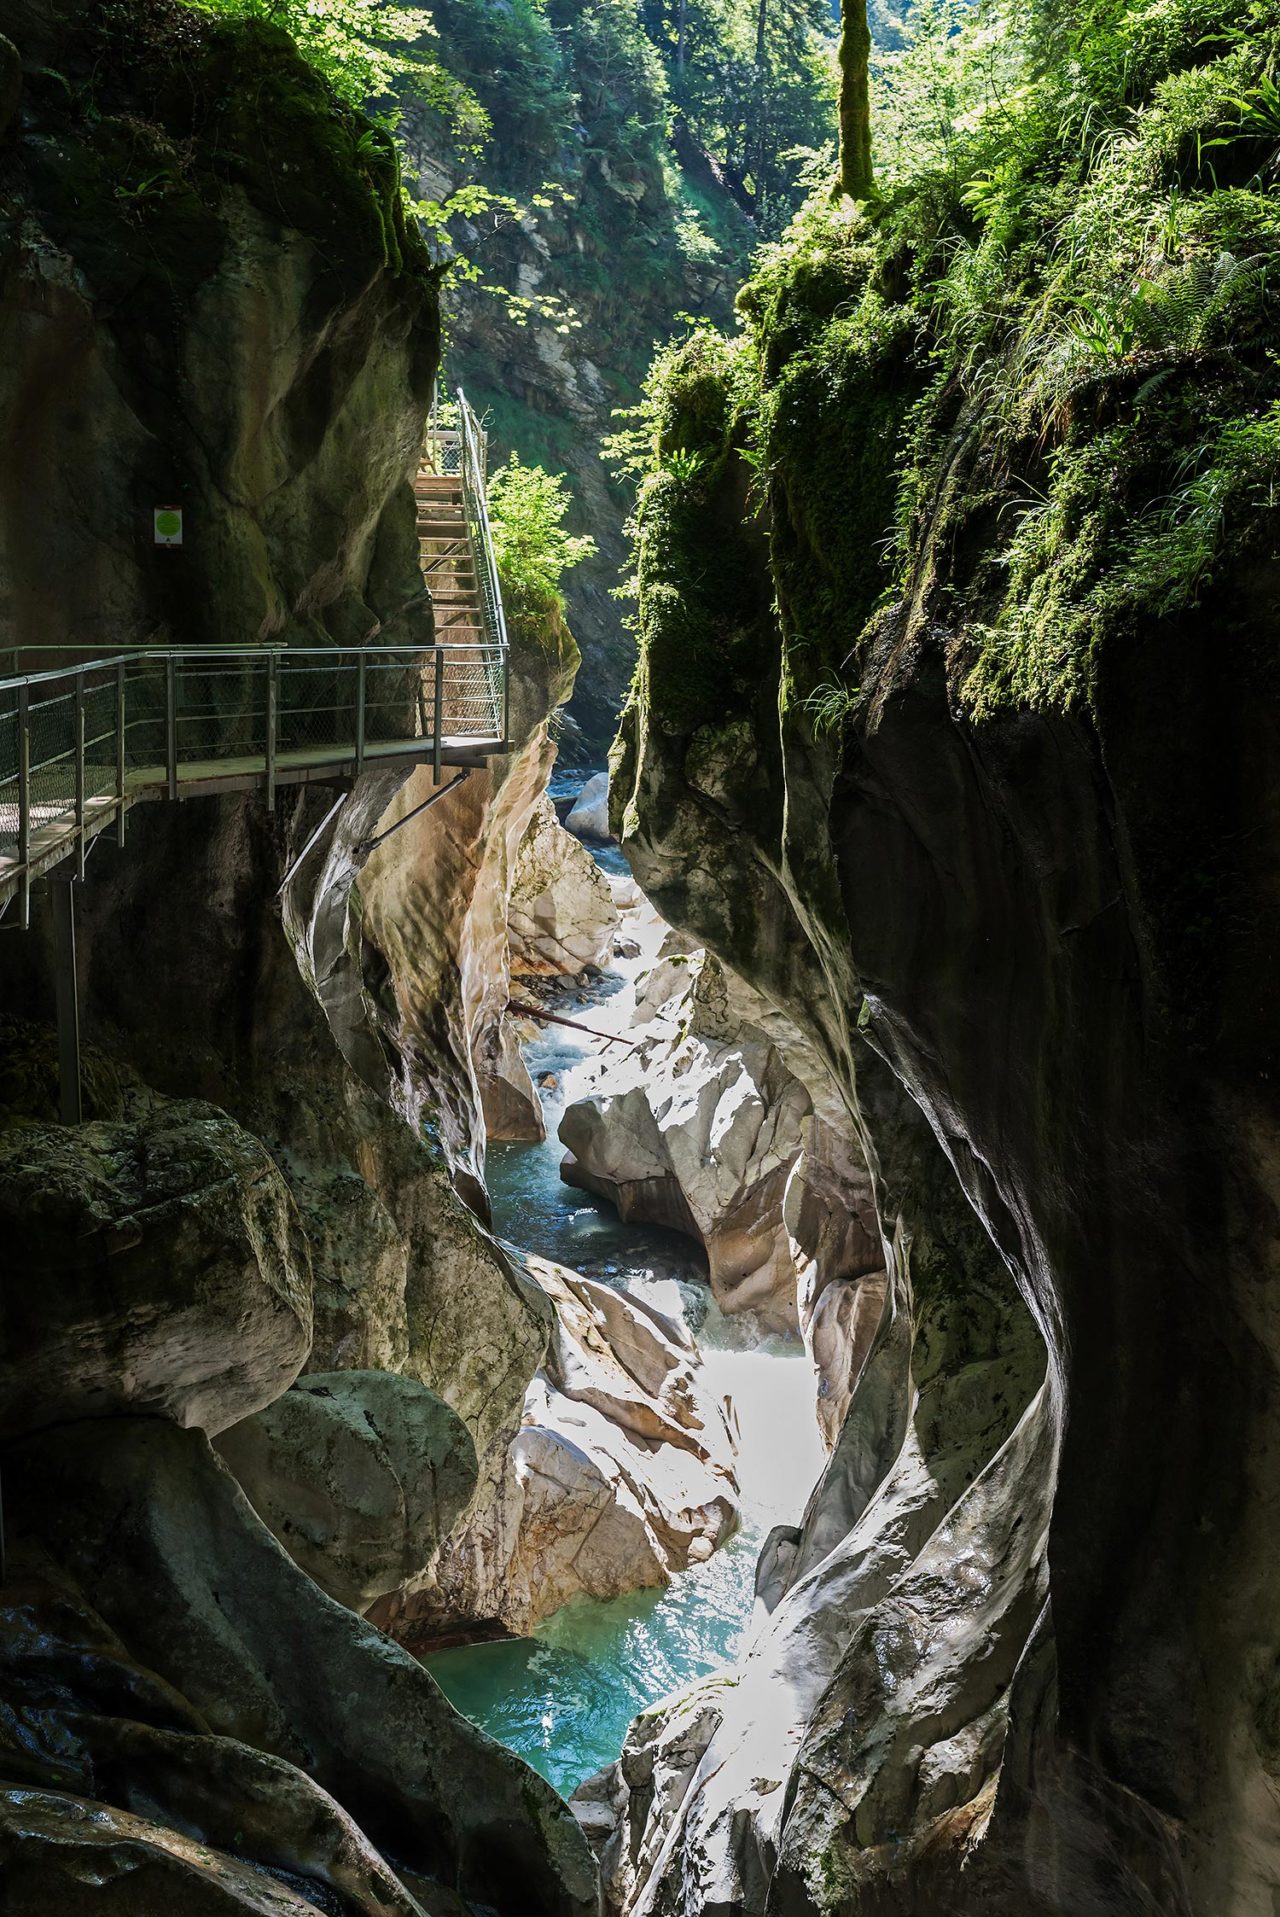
[604,339,1280,1913]
[509,794,621,978]
[0,1419,597,1917]
[375,1253,740,1640]
[561,950,817,1331]
[565,772,613,844]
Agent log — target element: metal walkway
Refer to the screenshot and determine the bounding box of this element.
[0,390,509,929]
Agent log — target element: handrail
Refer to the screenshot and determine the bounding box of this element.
[3,386,520,928]
[0,639,507,926]
[455,388,509,658]
[0,642,498,694]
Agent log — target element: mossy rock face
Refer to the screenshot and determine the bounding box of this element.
[0,0,439,662]
[0,1015,131,1129]
[0,33,21,141]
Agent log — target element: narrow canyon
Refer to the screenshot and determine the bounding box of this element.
[1,0,1278,1912]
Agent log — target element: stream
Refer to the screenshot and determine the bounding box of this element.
[425,775,825,1798]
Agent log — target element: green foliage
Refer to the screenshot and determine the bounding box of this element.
[488,455,597,626]
[640,0,837,223]
[185,0,483,137]
[624,0,1280,736]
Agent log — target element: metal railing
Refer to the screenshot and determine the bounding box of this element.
[0,641,506,925]
[422,389,508,740]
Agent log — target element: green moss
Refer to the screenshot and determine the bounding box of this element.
[26,1,435,318]
[626,0,1280,733]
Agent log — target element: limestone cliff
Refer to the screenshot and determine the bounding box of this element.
[604,18,1280,1910]
[0,3,597,1911]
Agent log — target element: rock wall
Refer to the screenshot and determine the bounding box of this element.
[508,794,620,980]
[604,226,1280,1917]
[0,4,598,1911]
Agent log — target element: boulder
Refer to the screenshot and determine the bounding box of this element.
[479,1018,546,1143]
[2,1417,599,1917]
[0,1098,312,1439]
[508,794,620,976]
[376,1254,740,1639]
[565,770,613,842]
[215,1369,479,1613]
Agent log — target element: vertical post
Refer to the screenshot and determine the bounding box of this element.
[165,655,178,800]
[16,683,29,933]
[433,646,444,784]
[116,659,127,847]
[51,876,82,1126]
[265,651,277,808]
[73,669,85,880]
[355,651,366,773]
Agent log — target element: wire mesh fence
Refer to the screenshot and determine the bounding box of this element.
[0,641,507,913]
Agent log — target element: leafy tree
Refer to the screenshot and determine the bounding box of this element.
[186,0,486,140]
[487,455,598,625]
[640,0,836,220]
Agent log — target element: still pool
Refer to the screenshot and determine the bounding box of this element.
[425,801,825,1798]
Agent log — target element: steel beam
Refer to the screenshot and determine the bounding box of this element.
[74,669,86,879]
[16,683,29,931]
[265,652,277,808]
[433,647,445,784]
[116,659,127,847]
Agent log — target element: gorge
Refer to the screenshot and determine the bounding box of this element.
[2,0,1280,1912]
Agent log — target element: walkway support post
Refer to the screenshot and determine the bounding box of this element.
[165,656,178,800]
[116,659,127,847]
[73,669,86,880]
[433,647,444,784]
[265,652,277,809]
[17,683,30,932]
[355,652,366,773]
[51,875,82,1126]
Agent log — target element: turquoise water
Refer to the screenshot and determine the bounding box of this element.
[425,823,825,1799]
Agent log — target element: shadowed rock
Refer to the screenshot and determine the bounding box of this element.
[2,1418,599,1917]
[0,1098,312,1439]
[216,1370,479,1614]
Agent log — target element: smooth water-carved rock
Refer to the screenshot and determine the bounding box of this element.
[508,794,620,977]
[577,1143,1045,1917]
[2,1418,598,1917]
[216,1370,478,1613]
[0,1098,311,1439]
[480,1018,547,1143]
[376,1254,739,1640]
[560,950,809,1328]
[605,276,1280,1910]
[560,950,884,1351]
[565,771,613,842]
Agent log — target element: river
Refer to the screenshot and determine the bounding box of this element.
[425,781,825,1798]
